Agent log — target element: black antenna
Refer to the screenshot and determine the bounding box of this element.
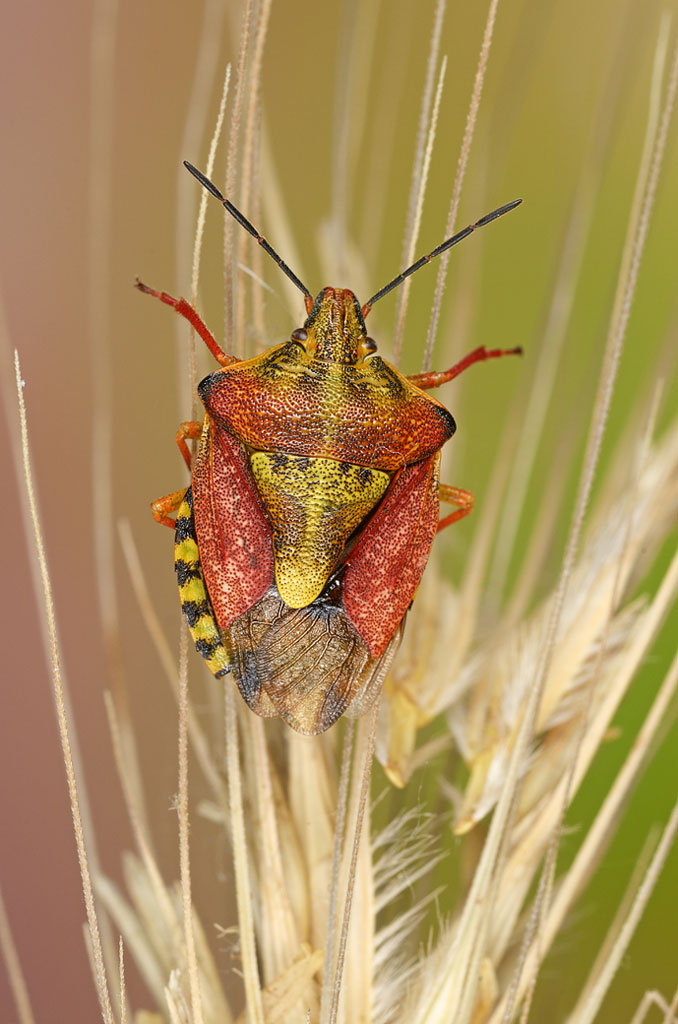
[184,161,313,303]
[362,197,522,314]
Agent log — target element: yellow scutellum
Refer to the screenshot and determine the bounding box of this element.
[5,1,678,1023]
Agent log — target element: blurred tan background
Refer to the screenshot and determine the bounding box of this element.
[2,0,677,1019]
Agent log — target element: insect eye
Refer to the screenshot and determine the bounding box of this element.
[364,336,377,354]
[290,327,308,344]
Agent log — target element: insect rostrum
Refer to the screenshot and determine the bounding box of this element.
[141,163,521,734]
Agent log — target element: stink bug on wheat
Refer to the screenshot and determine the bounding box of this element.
[140,161,521,734]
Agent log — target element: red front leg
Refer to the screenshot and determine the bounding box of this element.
[409,345,522,391]
[135,279,238,367]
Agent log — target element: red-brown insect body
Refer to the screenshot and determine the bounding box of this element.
[195,288,456,656]
[145,165,522,733]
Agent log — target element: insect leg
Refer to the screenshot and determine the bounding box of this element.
[135,279,238,367]
[151,488,188,528]
[176,420,204,471]
[407,345,522,390]
[436,484,474,532]
[151,422,203,523]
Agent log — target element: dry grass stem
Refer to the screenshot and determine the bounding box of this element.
[576,826,661,1017]
[487,31,630,603]
[191,63,232,306]
[118,937,128,1024]
[398,0,447,271]
[88,10,155,988]
[260,127,311,319]
[223,0,254,356]
[186,62,232,423]
[404,407,678,1020]
[117,519,181,688]
[173,0,228,413]
[320,723,355,1016]
[0,887,36,1024]
[225,686,265,1024]
[235,0,273,355]
[325,707,380,1024]
[14,351,115,1024]
[118,520,227,803]
[355,7,419,265]
[392,0,447,364]
[423,0,501,370]
[178,645,206,1024]
[502,404,666,1021]
[486,551,678,1022]
[512,388,669,1020]
[629,987,678,1024]
[477,0,677,913]
[97,853,232,1022]
[104,691,183,951]
[89,0,119,665]
[249,116,267,344]
[567,800,678,1024]
[503,430,574,624]
[328,0,383,283]
[391,55,447,365]
[244,715,301,984]
[88,2,146,980]
[177,0,228,287]
[455,413,521,666]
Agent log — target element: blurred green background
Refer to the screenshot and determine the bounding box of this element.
[1,0,677,1019]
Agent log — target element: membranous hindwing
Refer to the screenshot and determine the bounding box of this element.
[229,578,404,734]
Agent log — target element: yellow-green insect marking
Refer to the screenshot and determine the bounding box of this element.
[174,489,232,678]
[249,451,390,608]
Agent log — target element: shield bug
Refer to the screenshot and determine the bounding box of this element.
[140,161,521,733]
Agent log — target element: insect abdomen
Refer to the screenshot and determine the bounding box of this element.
[174,488,232,679]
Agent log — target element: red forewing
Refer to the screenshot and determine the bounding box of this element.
[192,418,275,629]
[343,453,440,657]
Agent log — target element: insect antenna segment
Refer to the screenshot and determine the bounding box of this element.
[185,159,521,323]
[361,197,523,316]
[183,161,313,304]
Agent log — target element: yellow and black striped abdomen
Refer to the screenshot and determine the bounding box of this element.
[174,488,232,679]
